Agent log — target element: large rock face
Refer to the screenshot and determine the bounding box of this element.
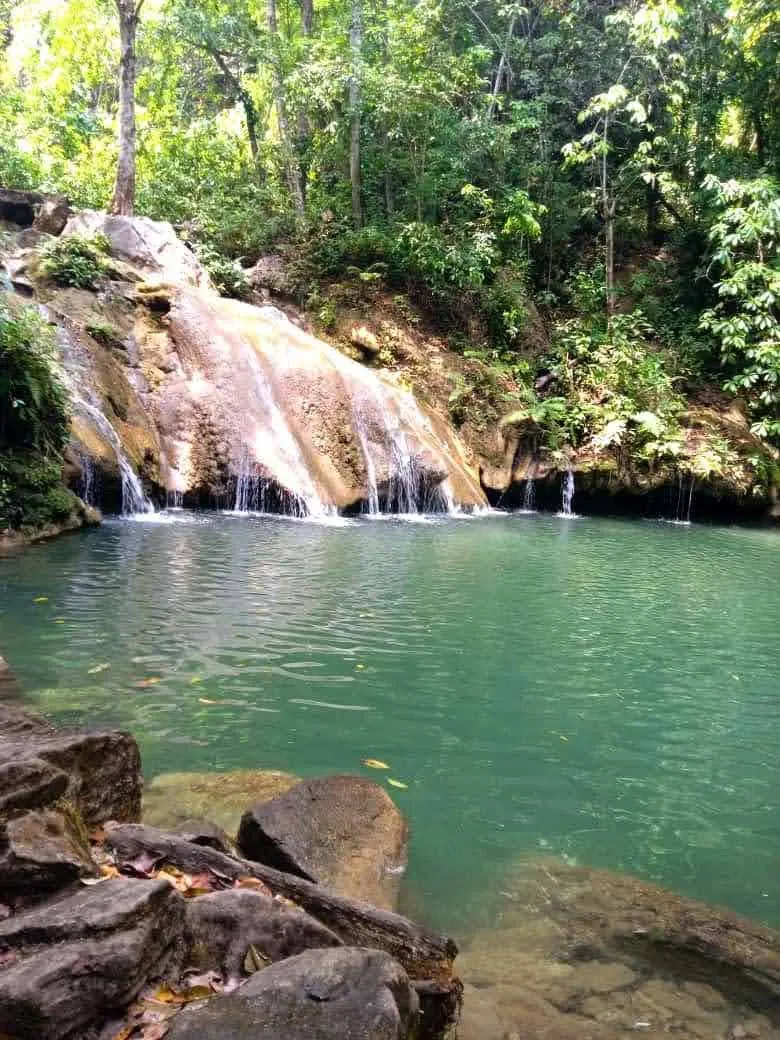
[0,809,96,896]
[0,210,488,516]
[238,776,408,911]
[167,947,420,1040]
[0,878,185,1040]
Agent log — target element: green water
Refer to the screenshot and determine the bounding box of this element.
[1,513,778,933]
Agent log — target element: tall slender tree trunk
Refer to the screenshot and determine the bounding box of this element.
[268,0,305,218]
[210,49,263,181]
[110,0,142,216]
[381,0,393,219]
[349,0,363,229]
[300,0,314,35]
[487,14,516,120]
[602,114,616,316]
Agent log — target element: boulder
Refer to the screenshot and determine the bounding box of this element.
[0,188,69,235]
[63,211,211,288]
[167,947,419,1040]
[0,709,142,825]
[0,878,185,1040]
[350,324,381,357]
[246,253,296,296]
[0,759,69,818]
[238,775,408,911]
[173,818,233,854]
[0,809,96,897]
[185,888,342,979]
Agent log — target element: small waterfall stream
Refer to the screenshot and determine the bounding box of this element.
[74,397,154,515]
[673,470,695,523]
[559,468,575,517]
[522,477,536,512]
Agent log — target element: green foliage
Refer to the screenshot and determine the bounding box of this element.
[196,244,251,300]
[699,175,780,442]
[40,234,109,290]
[0,301,74,531]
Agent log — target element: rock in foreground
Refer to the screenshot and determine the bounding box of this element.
[238,775,408,910]
[0,878,185,1040]
[167,947,419,1040]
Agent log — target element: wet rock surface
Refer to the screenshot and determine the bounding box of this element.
[0,878,185,1040]
[186,888,343,980]
[238,775,409,910]
[167,947,420,1040]
[457,858,780,1040]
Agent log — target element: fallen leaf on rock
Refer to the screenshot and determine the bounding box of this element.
[387,778,408,789]
[362,758,389,770]
[181,970,223,993]
[81,876,107,886]
[108,1026,135,1040]
[88,662,111,674]
[139,1024,169,1040]
[243,944,270,975]
[90,825,107,844]
[234,876,273,897]
[156,866,194,894]
[134,677,163,688]
[150,986,186,1006]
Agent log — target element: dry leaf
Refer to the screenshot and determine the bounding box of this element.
[88,663,111,675]
[387,778,408,789]
[362,758,389,770]
[108,1026,135,1040]
[197,697,218,705]
[243,944,270,975]
[134,677,162,688]
[33,596,48,603]
[234,876,272,897]
[122,852,159,877]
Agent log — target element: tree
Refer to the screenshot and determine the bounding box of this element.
[267,0,304,218]
[348,0,363,228]
[110,0,143,216]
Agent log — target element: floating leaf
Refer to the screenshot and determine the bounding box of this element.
[559,735,569,742]
[189,676,202,685]
[362,758,390,770]
[355,663,366,670]
[53,618,66,624]
[33,596,48,603]
[88,663,111,675]
[134,677,162,688]
[387,778,408,789]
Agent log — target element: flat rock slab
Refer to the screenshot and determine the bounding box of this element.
[186,888,342,980]
[238,775,408,910]
[0,809,96,897]
[0,704,142,824]
[168,947,419,1040]
[0,878,185,1040]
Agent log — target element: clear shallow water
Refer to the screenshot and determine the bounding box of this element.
[0,512,778,934]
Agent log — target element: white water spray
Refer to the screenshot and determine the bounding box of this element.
[559,468,575,517]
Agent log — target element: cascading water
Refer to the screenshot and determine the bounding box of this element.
[230,453,308,518]
[78,452,96,507]
[522,477,536,512]
[73,397,154,515]
[673,470,695,524]
[559,468,575,517]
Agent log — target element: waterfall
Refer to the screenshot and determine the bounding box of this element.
[522,477,536,512]
[166,490,184,509]
[559,468,575,516]
[231,453,308,518]
[673,470,695,523]
[78,452,96,506]
[75,399,154,515]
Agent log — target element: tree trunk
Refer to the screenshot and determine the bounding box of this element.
[110,0,141,217]
[210,49,263,181]
[381,0,393,219]
[268,0,305,218]
[349,0,363,229]
[300,0,314,35]
[487,14,516,120]
[602,113,616,316]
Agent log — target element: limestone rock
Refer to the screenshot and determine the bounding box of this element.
[0,188,69,235]
[167,947,419,1040]
[185,888,342,979]
[0,878,185,1040]
[0,809,96,896]
[350,324,381,357]
[173,818,233,853]
[63,211,210,288]
[238,775,408,910]
[246,253,295,296]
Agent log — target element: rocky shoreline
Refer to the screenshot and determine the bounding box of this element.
[2,688,780,1039]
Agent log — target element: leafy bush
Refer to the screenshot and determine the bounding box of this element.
[0,301,74,531]
[40,234,110,290]
[196,244,251,300]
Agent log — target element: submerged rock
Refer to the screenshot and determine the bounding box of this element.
[0,878,185,1040]
[238,775,409,910]
[457,857,780,1040]
[186,888,342,979]
[167,947,420,1040]
[143,769,299,837]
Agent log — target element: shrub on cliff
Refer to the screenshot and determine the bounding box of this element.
[40,234,109,290]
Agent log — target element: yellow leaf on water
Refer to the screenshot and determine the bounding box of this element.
[355,664,366,671]
[559,735,569,742]
[134,677,162,688]
[33,597,48,604]
[88,663,111,675]
[387,778,408,789]
[198,697,218,705]
[53,618,66,624]
[362,758,390,770]
[190,676,202,685]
